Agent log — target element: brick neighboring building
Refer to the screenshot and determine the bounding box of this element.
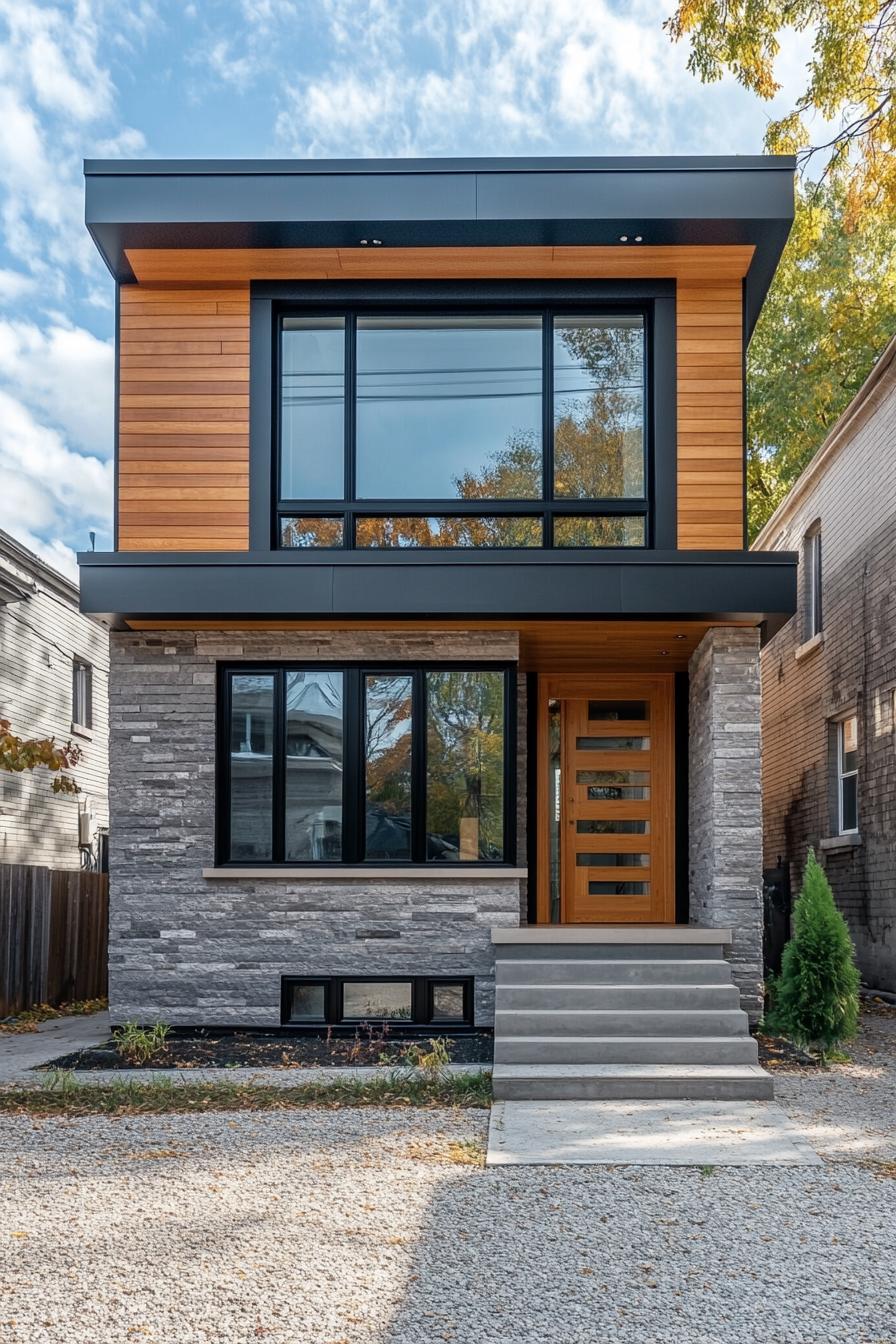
[754,335,896,992]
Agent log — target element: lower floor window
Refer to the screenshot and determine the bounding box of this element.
[282,976,473,1027]
[221,664,512,865]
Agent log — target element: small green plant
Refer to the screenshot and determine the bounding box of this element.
[402,1036,453,1074]
[767,848,860,1051]
[113,1020,171,1066]
[699,1164,717,1177]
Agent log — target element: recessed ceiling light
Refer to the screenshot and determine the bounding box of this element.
[675,634,686,640]
[659,649,670,656]
[619,234,629,242]
[359,239,369,245]
[372,239,383,246]
[634,235,643,243]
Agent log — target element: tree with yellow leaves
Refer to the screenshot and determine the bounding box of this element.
[666,0,896,216]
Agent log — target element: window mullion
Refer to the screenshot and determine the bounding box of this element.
[411,670,427,863]
[345,669,363,863]
[346,314,357,508]
[273,670,287,863]
[542,312,553,538]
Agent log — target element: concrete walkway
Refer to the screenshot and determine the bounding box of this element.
[0,1012,111,1084]
[487,1098,821,1165]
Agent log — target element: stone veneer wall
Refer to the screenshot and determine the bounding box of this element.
[688,626,764,1020]
[108,628,523,1027]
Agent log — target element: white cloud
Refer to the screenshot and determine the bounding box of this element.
[0,269,35,301]
[207,39,257,91]
[0,320,113,458]
[0,2,145,279]
[0,389,112,563]
[273,0,812,159]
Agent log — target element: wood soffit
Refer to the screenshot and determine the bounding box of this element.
[123,244,756,285]
[123,619,753,673]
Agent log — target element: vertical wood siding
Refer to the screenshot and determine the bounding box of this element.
[118,284,250,551]
[676,280,745,549]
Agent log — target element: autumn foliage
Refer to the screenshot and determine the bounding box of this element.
[0,718,81,795]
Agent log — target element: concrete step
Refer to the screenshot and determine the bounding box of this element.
[496,958,734,986]
[496,984,741,1011]
[491,1063,774,1102]
[496,942,724,962]
[494,1007,751,1038]
[493,1035,760,1065]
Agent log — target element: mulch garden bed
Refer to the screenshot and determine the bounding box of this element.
[44,1029,495,1072]
[754,1031,818,1068]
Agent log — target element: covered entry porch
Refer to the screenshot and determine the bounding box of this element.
[510,619,764,1022]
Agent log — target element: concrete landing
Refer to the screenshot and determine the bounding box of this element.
[487,1099,821,1166]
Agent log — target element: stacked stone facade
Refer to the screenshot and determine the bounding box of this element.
[108,622,768,1026]
[756,351,896,991]
[688,627,764,1019]
[108,628,522,1026]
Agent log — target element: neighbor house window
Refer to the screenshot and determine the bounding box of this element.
[836,713,859,834]
[72,659,93,730]
[804,524,822,639]
[277,310,648,549]
[220,665,512,864]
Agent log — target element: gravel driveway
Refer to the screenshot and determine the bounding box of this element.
[2,1008,894,1344]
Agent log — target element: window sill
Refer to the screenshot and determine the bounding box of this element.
[203,866,528,880]
[819,834,861,854]
[795,632,825,663]
[70,722,93,740]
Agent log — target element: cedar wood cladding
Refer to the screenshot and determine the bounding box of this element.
[118,284,250,551]
[117,266,744,552]
[676,280,744,550]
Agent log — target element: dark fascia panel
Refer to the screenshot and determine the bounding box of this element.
[83,155,795,333]
[77,549,797,634]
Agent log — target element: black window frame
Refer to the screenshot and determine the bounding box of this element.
[72,658,93,730]
[217,661,516,868]
[280,974,475,1031]
[249,280,677,552]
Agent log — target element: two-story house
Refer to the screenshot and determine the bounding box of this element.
[78,156,797,1100]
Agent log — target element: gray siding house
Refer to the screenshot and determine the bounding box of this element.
[0,530,110,871]
[755,335,896,992]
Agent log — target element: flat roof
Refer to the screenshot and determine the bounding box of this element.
[84,154,795,332]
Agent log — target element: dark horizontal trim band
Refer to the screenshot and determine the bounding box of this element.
[78,548,795,568]
[85,155,798,177]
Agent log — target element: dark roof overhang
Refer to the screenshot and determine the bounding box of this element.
[84,155,795,334]
[77,548,798,639]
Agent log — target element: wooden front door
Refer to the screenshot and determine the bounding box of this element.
[538,675,675,924]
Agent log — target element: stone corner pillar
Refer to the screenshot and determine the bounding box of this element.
[688,626,764,1021]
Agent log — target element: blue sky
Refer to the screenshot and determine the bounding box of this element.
[0,0,810,578]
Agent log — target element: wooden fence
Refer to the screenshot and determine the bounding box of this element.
[0,864,108,1017]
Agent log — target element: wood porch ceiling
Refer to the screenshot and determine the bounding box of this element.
[125,618,753,672]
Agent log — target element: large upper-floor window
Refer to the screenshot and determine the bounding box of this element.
[220,664,513,865]
[277,310,647,549]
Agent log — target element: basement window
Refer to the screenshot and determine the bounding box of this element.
[281,976,474,1028]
